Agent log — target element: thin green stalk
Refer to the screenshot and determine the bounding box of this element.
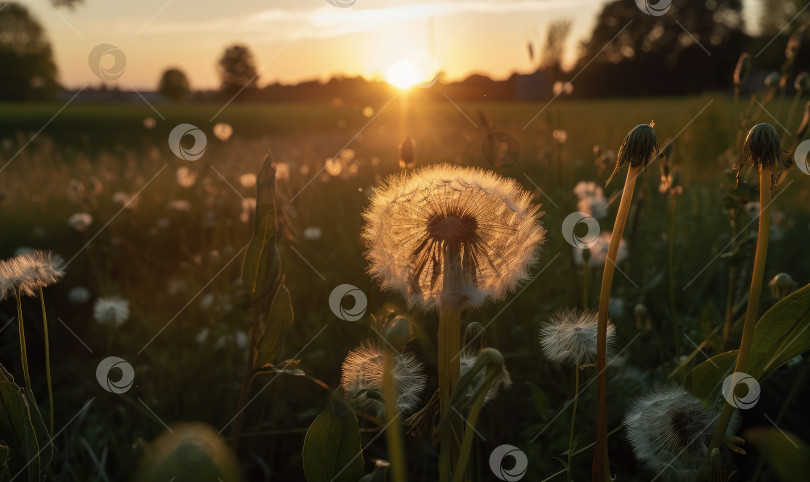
[438,247,463,482]
[668,194,680,357]
[567,364,580,482]
[593,166,638,482]
[39,288,54,435]
[16,289,32,392]
[582,263,590,309]
[709,166,772,455]
[722,215,738,349]
[453,372,495,481]
[383,348,407,482]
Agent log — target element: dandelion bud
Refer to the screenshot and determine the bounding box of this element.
[768,273,797,300]
[606,123,658,185]
[786,22,808,62]
[739,123,786,188]
[458,348,511,404]
[463,321,486,357]
[764,72,781,89]
[733,53,751,87]
[398,137,415,170]
[796,101,810,139]
[384,316,411,348]
[795,72,810,92]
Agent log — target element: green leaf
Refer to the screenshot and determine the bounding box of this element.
[745,428,810,482]
[241,153,281,307]
[691,283,810,404]
[252,280,294,370]
[0,364,51,482]
[303,399,364,482]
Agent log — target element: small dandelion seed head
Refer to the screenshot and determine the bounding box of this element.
[340,341,426,418]
[0,250,66,300]
[539,309,615,368]
[362,164,545,310]
[607,123,659,185]
[739,123,786,188]
[733,52,751,87]
[459,351,512,404]
[625,386,740,482]
[93,296,130,327]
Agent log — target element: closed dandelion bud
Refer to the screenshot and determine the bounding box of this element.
[459,348,511,404]
[399,137,415,170]
[733,53,751,87]
[739,123,786,188]
[795,72,810,92]
[769,273,797,300]
[384,316,411,349]
[463,321,486,357]
[764,72,781,89]
[606,123,659,185]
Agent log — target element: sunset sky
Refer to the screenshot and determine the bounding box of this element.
[24,0,762,90]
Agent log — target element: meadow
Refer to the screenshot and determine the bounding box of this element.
[0,95,809,481]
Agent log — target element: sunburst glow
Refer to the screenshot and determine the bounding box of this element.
[385,60,423,90]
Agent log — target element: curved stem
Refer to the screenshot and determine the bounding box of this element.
[39,289,54,435]
[383,348,408,482]
[16,289,32,392]
[709,166,772,455]
[567,364,580,482]
[453,374,495,481]
[592,166,638,482]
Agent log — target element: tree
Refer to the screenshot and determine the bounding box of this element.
[760,0,810,35]
[158,68,191,102]
[0,3,59,101]
[217,44,259,99]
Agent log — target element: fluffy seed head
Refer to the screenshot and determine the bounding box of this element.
[607,124,659,185]
[93,296,130,327]
[362,164,545,310]
[459,351,512,404]
[539,309,615,367]
[739,123,786,188]
[0,250,66,300]
[340,341,426,418]
[625,386,739,482]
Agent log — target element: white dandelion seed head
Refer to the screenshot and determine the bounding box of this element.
[68,212,93,232]
[625,386,740,482]
[93,296,130,327]
[0,250,66,299]
[303,227,323,241]
[362,164,545,310]
[573,232,628,267]
[340,341,426,418]
[539,309,615,368]
[459,352,513,404]
[68,286,91,305]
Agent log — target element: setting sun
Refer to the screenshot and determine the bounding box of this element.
[385,60,422,90]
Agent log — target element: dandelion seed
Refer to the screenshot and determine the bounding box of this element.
[68,212,93,232]
[572,232,627,268]
[340,341,426,418]
[363,165,544,309]
[459,352,512,403]
[0,250,66,299]
[93,296,130,327]
[625,386,740,482]
[540,309,615,368]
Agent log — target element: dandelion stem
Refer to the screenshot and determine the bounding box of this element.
[567,364,580,482]
[16,289,33,393]
[231,327,256,453]
[709,166,772,456]
[453,373,494,482]
[39,288,54,435]
[722,215,739,349]
[438,246,463,482]
[593,165,638,482]
[382,347,408,482]
[668,194,680,358]
[582,263,590,309]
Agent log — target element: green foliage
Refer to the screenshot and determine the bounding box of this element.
[0,364,51,482]
[0,3,59,101]
[303,398,364,482]
[158,68,191,102]
[745,428,810,482]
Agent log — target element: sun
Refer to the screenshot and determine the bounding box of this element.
[386,60,422,90]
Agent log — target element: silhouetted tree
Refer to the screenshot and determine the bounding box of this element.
[217,44,259,100]
[158,68,191,102]
[0,3,59,101]
[760,0,810,34]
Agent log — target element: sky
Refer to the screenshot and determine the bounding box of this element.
[22,0,762,91]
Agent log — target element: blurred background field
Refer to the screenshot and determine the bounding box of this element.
[1,95,809,480]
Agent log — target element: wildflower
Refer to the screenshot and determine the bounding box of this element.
[213,122,233,141]
[340,341,426,418]
[0,250,66,299]
[738,123,787,188]
[68,286,91,305]
[68,212,93,232]
[540,309,615,368]
[625,386,740,482]
[362,164,545,310]
[606,123,659,185]
[459,351,512,403]
[573,232,627,268]
[93,296,130,327]
[573,181,609,219]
